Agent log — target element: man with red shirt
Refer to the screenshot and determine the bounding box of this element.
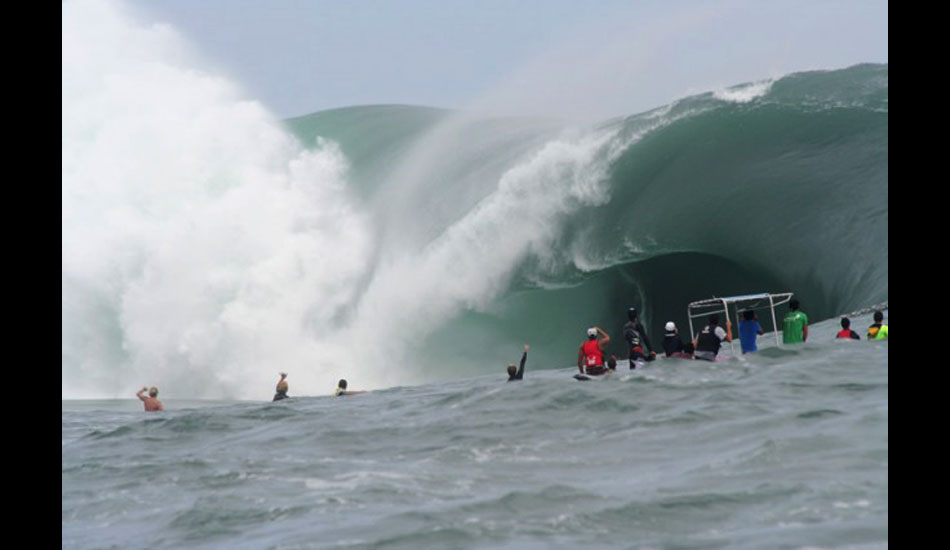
[578,326,611,375]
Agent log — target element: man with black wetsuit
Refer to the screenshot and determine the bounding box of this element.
[506,344,530,381]
[623,307,656,369]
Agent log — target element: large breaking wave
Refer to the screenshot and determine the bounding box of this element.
[62,0,887,399]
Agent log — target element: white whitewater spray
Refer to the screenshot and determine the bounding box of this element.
[62,0,372,399]
[62,0,685,398]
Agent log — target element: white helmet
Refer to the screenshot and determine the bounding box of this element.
[587,327,597,337]
[665,321,676,332]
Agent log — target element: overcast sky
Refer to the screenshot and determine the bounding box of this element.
[126,0,888,120]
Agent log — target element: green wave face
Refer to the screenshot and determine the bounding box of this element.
[62,43,886,397]
[283,65,887,379]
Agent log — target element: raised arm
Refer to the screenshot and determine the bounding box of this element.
[637,322,654,354]
[517,344,529,378]
[597,327,611,349]
[136,387,148,402]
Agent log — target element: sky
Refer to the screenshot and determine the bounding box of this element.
[124,0,888,120]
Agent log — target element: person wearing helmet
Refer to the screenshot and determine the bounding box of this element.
[623,307,656,369]
[738,310,765,353]
[578,326,611,375]
[662,321,686,357]
[506,344,530,381]
[273,372,290,401]
[867,311,888,340]
[136,386,164,412]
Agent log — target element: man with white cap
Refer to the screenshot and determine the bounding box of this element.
[662,321,687,357]
[577,326,611,375]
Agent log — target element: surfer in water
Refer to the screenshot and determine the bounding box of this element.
[738,310,765,353]
[506,344,530,381]
[836,317,861,340]
[662,321,686,357]
[692,315,732,362]
[867,311,888,340]
[136,386,164,412]
[273,372,289,401]
[334,379,367,397]
[623,308,656,369]
[578,326,610,375]
[782,299,808,344]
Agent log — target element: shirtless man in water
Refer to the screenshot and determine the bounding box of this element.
[136,387,164,411]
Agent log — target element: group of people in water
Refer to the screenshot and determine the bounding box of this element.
[133,373,367,412]
[135,302,888,410]
[272,375,366,402]
[511,301,889,381]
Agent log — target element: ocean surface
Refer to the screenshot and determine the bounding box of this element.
[62,311,888,549]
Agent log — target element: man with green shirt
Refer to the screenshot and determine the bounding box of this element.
[783,299,809,344]
[867,310,888,339]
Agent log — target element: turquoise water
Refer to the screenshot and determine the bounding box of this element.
[282,64,887,385]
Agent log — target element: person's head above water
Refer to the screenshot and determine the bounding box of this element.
[337,379,347,389]
[628,307,638,322]
[507,364,517,376]
[607,356,617,370]
[873,310,884,323]
[587,327,597,340]
[841,317,851,329]
[148,387,159,398]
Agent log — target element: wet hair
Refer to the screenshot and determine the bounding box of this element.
[743,310,755,321]
[873,310,884,322]
[338,379,347,389]
[607,356,617,369]
[507,365,517,376]
[840,317,851,329]
[148,387,159,397]
[708,314,719,325]
[790,299,800,310]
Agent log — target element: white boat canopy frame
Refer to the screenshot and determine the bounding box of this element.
[687,292,794,356]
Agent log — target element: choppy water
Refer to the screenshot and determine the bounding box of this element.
[63,312,887,549]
